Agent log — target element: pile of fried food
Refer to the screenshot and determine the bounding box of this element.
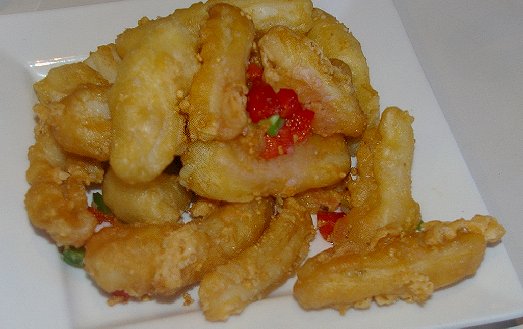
[24,0,505,322]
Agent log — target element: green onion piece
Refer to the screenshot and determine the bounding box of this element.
[265,114,285,137]
[62,246,85,268]
[92,192,111,214]
[416,219,424,232]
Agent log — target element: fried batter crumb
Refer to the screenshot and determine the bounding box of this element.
[182,292,194,306]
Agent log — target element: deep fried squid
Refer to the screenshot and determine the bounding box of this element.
[83,44,121,84]
[102,167,192,224]
[199,198,315,321]
[47,84,111,161]
[307,8,380,127]
[207,0,313,33]
[258,25,366,138]
[33,62,108,105]
[179,133,350,202]
[24,116,103,247]
[84,198,273,298]
[109,5,207,184]
[331,107,420,248]
[186,3,254,141]
[293,215,505,311]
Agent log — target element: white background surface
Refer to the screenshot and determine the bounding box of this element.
[1,0,522,327]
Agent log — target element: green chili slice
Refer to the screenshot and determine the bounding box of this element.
[265,114,285,137]
[92,192,111,214]
[61,246,85,268]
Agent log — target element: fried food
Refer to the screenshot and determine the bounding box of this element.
[24,115,103,247]
[102,167,192,224]
[294,183,349,213]
[258,26,366,138]
[84,198,273,298]
[109,6,206,184]
[114,3,208,59]
[83,44,121,84]
[199,198,315,321]
[308,8,380,127]
[33,62,109,105]
[331,107,420,248]
[293,215,505,311]
[23,0,507,322]
[179,133,350,202]
[207,0,313,33]
[46,84,112,161]
[186,3,254,141]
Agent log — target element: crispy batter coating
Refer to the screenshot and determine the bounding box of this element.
[84,199,274,297]
[179,133,350,202]
[83,44,121,84]
[109,6,207,184]
[207,0,313,33]
[186,3,254,141]
[294,215,505,311]
[332,107,420,248]
[294,183,349,213]
[308,8,380,127]
[24,117,103,247]
[114,3,208,58]
[24,0,507,320]
[33,62,108,105]
[102,167,192,224]
[199,198,315,321]
[258,26,366,138]
[47,84,111,161]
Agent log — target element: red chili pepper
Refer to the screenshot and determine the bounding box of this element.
[245,64,314,159]
[276,88,301,118]
[285,108,315,143]
[88,207,116,225]
[261,127,295,159]
[317,211,345,242]
[246,63,264,82]
[111,290,130,299]
[109,290,130,304]
[246,80,280,123]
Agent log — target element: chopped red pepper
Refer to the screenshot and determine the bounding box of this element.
[285,107,315,143]
[111,290,130,299]
[88,206,116,225]
[276,88,301,118]
[245,64,314,159]
[108,290,130,306]
[317,211,345,242]
[246,63,264,82]
[246,80,280,123]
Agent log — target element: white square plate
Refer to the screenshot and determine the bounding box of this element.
[1,0,522,328]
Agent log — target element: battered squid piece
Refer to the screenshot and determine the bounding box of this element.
[109,5,207,184]
[102,167,192,225]
[199,198,315,321]
[179,133,350,203]
[47,84,112,162]
[307,8,380,127]
[33,62,108,105]
[331,107,421,248]
[114,3,209,59]
[83,44,121,84]
[294,183,349,213]
[206,0,313,33]
[24,117,103,247]
[84,198,274,298]
[258,26,366,138]
[186,3,255,141]
[293,215,505,311]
